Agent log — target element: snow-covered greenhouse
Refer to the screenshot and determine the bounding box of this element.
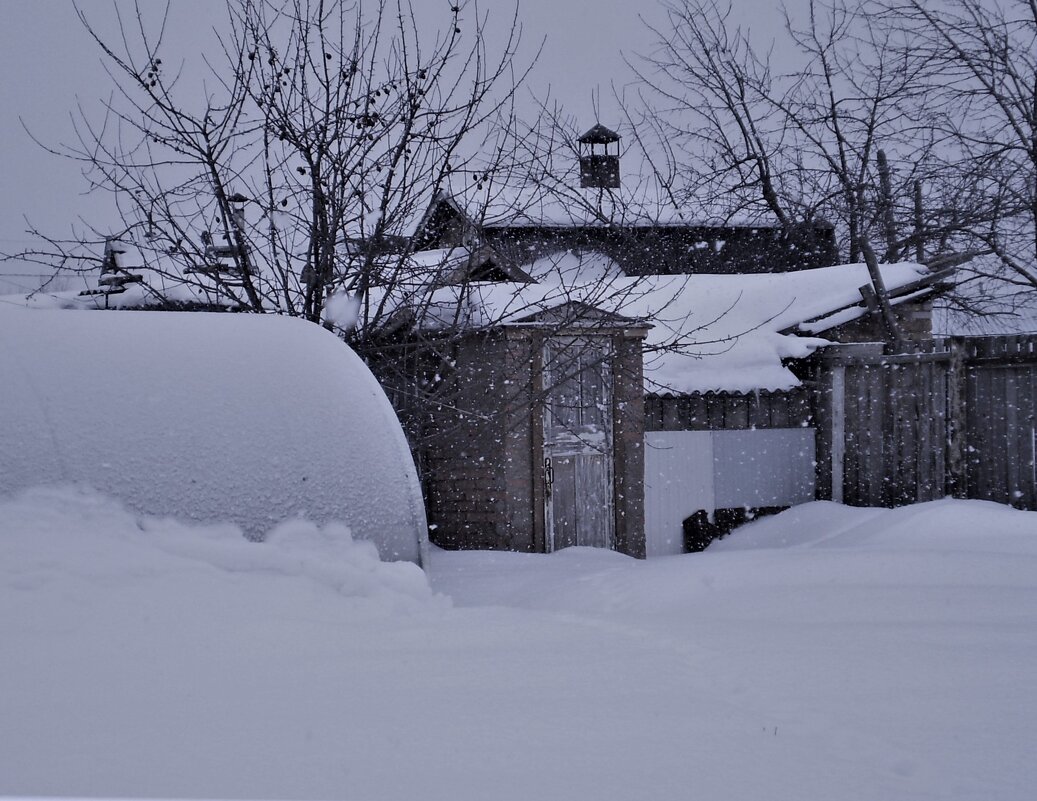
[0,308,428,564]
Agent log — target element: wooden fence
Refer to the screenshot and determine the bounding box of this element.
[812,336,1037,510]
[958,336,1037,507]
[645,388,813,432]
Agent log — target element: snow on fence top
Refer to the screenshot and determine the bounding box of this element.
[0,308,428,563]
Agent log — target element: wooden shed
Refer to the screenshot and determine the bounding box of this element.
[386,302,649,557]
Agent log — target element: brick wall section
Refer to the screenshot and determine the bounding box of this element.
[823,298,934,343]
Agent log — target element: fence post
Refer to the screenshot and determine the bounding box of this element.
[830,364,846,504]
[946,339,967,498]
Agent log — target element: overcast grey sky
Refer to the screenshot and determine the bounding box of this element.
[0,0,792,269]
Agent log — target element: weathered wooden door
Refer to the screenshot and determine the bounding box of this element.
[542,336,614,551]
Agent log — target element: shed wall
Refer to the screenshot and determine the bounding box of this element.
[421,332,517,550]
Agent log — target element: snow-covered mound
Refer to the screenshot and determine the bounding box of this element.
[0,308,427,562]
[1,486,436,607]
[3,493,1035,800]
[709,497,1037,552]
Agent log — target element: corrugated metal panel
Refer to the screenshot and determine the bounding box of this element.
[644,431,713,557]
[713,429,816,508]
[644,428,816,557]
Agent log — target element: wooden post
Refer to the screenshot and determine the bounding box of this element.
[530,331,547,553]
[860,236,907,350]
[831,365,846,504]
[877,150,899,262]
[946,339,967,498]
[913,180,925,263]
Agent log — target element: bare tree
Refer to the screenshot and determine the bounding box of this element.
[877,0,1037,293]
[629,0,937,266]
[14,0,535,330]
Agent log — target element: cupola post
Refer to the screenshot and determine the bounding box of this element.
[578,123,621,189]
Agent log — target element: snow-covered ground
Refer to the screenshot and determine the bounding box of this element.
[2,487,1036,800]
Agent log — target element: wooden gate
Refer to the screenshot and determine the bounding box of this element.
[542,336,614,551]
[813,336,1037,509]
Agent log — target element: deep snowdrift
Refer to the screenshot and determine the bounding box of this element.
[2,490,1035,800]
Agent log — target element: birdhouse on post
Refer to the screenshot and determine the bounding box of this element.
[79,238,144,305]
[578,123,621,189]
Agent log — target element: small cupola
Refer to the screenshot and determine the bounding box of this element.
[578,123,621,189]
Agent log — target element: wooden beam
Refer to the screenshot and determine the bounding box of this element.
[860,236,906,350]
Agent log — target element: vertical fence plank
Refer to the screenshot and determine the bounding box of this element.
[845,365,862,504]
[965,360,984,499]
[915,362,933,501]
[830,366,846,504]
[947,342,967,498]
[1005,368,1021,506]
[770,391,784,427]
[813,371,835,502]
[934,360,951,497]
[1028,369,1037,508]
[868,364,886,506]
[726,394,750,429]
[991,366,1009,503]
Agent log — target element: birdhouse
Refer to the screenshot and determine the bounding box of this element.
[578,123,621,189]
[79,238,143,302]
[226,192,249,232]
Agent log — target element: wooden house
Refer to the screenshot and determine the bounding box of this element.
[390,160,953,557]
[34,124,965,558]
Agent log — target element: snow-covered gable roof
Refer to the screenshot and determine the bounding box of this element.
[395,251,936,393]
[414,186,781,234]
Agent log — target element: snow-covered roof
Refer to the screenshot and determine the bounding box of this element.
[2,241,528,316]
[1,242,245,312]
[0,308,428,563]
[390,252,935,393]
[933,259,1037,336]
[420,185,779,232]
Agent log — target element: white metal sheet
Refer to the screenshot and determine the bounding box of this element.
[643,427,816,557]
[643,431,714,557]
[713,428,816,508]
